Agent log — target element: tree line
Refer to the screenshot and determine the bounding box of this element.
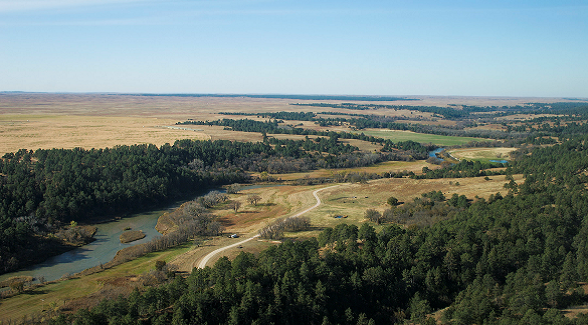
[1,134,412,275]
[178,118,431,158]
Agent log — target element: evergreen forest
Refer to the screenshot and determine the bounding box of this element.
[43,133,588,324]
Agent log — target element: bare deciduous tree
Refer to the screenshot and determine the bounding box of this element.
[247,194,262,205]
[365,209,383,224]
[228,200,242,213]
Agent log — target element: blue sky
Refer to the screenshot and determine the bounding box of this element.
[1,0,587,97]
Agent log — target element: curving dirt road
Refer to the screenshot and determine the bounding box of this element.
[195,184,340,269]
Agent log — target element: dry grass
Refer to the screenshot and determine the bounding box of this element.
[1,93,577,156]
[292,173,523,233]
[448,147,516,162]
[119,230,146,243]
[0,114,209,156]
[170,185,317,272]
[259,160,434,181]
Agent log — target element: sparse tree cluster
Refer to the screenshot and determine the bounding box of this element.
[228,200,241,213]
[226,183,242,194]
[258,216,311,239]
[247,194,262,205]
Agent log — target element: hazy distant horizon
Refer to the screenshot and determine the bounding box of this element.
[2,91,587,101]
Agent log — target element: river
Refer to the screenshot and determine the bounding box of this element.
[0,185,278,283]
[429,148,444,160]
[0,208,168,283]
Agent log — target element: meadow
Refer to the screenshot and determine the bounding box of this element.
[354,129,487,146]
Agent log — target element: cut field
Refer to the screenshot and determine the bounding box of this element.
[354,129,488,146]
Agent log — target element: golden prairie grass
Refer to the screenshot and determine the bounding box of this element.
[2,92,572,155]
[257,160,434,181]
[0,114,210,156]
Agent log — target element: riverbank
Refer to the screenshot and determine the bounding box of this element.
[0,242,194,323]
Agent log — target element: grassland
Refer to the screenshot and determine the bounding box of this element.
[447,147,516,162]
[0,93,574,155]
[289,173,523,235]
[260,160,433,181]
[0,114,211,156]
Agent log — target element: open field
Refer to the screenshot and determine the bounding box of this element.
[290,173,523,233]
[0,93,579,155]
[354,129,487,146]
[260,160,434,181]
[0,114,211,156]
[173,172,522,267]
[447,147,517,162]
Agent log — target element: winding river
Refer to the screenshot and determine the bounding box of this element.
[0,185,279,283]
[0,209,168,283]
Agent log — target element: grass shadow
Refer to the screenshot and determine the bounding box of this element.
[24,289,49,295]
[256,203,276,207]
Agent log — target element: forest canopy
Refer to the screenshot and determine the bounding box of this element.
[46,133,588,324]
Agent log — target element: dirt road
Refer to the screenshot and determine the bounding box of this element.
[194,184,340,269]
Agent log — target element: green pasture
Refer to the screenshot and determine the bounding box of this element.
[354,130,488,146]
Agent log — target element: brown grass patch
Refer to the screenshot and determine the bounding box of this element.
[0,276,34,288]
[119,230,146,243]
